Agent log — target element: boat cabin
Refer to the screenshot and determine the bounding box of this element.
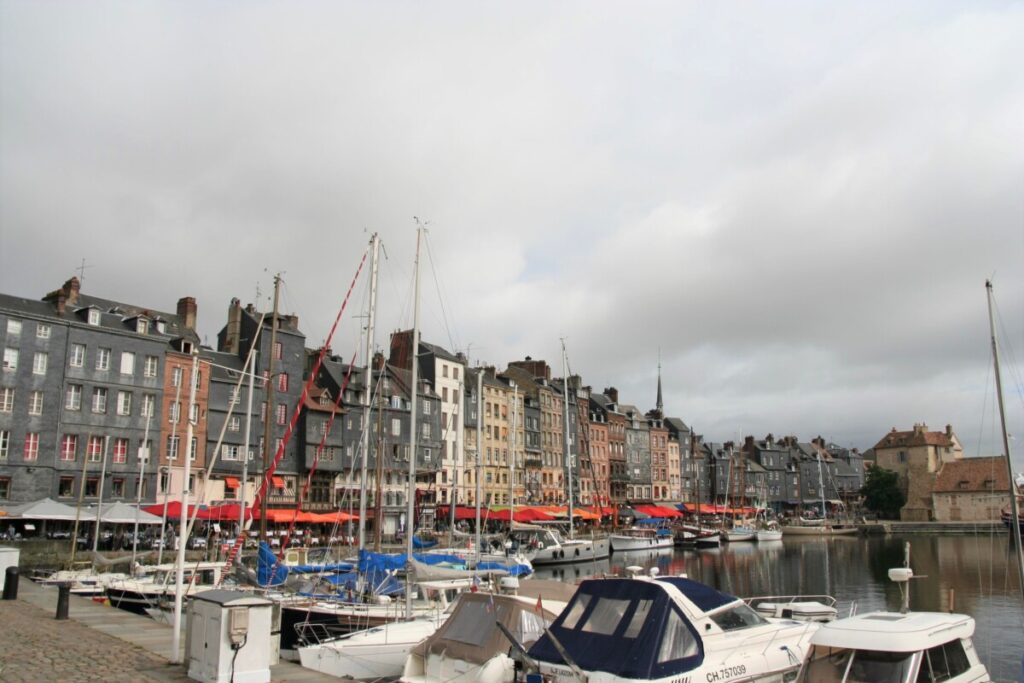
[798,611,987,683]
[508,524,564,550]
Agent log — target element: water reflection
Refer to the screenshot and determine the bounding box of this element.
[532,534,1023,680]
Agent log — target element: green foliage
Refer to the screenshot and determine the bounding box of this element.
[860,465,905,519]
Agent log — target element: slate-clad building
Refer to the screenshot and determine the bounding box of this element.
[0,276,197,505]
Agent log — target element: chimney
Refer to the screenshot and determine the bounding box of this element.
[945,424,953,437]
[389,330,414,370]
[223,298,242,354]
[372,351,385,371]
[177,296,197,331]
[766,433,774,447]
[65,277,80,306]
[286,314,299,330]
[605,387,619,403]
[744,435,755,450]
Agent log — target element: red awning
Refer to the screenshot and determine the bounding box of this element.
[271,476,286,488]
[224,477,240,489]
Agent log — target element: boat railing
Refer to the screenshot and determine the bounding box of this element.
[744,594,839,611]
[295,621,339,646]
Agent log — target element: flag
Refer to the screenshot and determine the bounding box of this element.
[535,594,543,614]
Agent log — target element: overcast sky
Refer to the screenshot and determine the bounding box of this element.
[1,1,1022,465]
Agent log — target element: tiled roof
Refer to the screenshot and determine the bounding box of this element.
[874,426,955,450]
[933,457,1011,493]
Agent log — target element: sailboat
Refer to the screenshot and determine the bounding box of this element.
[782,450,858,537]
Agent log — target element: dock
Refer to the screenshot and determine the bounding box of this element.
[0,578,337,682]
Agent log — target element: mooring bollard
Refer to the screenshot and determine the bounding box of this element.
[2,566,18,600]
[55,582,70,620]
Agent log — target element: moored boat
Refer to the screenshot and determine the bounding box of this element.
[609,526,674,551]
[525,573,821,683]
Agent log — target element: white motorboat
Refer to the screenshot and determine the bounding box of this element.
[401,580,577,683]
[609,527,674,551]
[526,572,821,683]
[36,568,133,597]
[798,542,990,682]
[508,523,610,565]
[105,562,224,616]
[298,606,452,680]
[723,525,756,542]
[755,522,783,542]
[781,521,859,536]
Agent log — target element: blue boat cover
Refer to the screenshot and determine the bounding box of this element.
[257,542,290,587]
[656,577,736,613]
[413,535,438,549]
[357,549,531,577]
[528,578,705,679]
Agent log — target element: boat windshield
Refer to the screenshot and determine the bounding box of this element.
[801,646,917,683]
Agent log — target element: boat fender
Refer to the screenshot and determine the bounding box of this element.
[558,550,564,559]
[575,548,580,557]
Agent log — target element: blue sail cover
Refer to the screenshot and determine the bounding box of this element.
[257,542,290,587]
[357,549,531,577]
[528,578,706,679]
[413,535,438,549]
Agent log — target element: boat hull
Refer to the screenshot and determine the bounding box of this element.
[609,534,674,551]
[755,529,784,542]
[299,618,442,680]
[529,538,610,565]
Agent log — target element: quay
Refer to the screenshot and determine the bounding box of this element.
[857,520,1007,535]
[0,578,340,682]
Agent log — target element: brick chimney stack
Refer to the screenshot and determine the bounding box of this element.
[604,387,619,403]
[177,296,197,330]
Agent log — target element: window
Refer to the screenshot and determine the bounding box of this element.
[120,351,135,375]
[453,367,459,380]
[453,389,459,404]
[84,477,99,497]
[111,478,125,497]
[276,403,286,425]
[60,434,77,461]
[172,366,183,387]
[0,477,9,500]
[70,343,85,367]
[222,444,240,461]
[87,435,104,462]
[581,597,630,635]
[442,387,448,402]
[422,423,431,438]
[91,388,107,413]
[423,401,431,415]
[169,401,180,424]
[36,324,51,339]
[6,320,21,336]
[392,418,401,436]
[278,373,288,392]
[0,387,13,412]
[96,348,111,370]
[117,391,131,416]
[229,387,240,406]
[58,476,74,497]
[189,437,198,461]
[167,435,180,461]
[144,355,158,378]
[112,438,128,463]
[32,352,47,375]
[142,394,155,417]
[228,416,240,432]
[657,609,699,663]
[159,470,170,493]
[920,640,971,682]
[87,309,100,326]
[0,430,8,459]
[2,348,17,371]
[156,320,166,334]
[23,433,39,461]
[136,318,148,334]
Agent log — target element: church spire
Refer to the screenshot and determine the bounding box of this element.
[656,351,664,416]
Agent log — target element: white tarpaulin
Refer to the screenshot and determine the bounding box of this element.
[1,497,80,521]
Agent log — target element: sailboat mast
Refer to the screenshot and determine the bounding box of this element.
[986,280,1024,600]
[260,274,281,542]
[240,346,257,538]
[475,368,483,557]
[130,410,153,575]
[816,451,826,519]
[509,385,518,514]
[171,351,199,664]
[358,233,380,551]
[405,226,423,619]
[561,340,573,539]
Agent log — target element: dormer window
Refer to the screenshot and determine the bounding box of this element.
[88,309,100,326]
[319,392,330,407]
[136,318,149,334]
[155,320,167,334]
[181,341,194,355]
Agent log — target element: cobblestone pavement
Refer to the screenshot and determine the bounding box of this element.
[0,598,179,683]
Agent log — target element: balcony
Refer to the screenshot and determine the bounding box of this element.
[524,458,543,469]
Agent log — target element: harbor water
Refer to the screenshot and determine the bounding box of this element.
[533,533,1024,682]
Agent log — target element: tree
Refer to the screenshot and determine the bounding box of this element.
[860,465,905,519]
